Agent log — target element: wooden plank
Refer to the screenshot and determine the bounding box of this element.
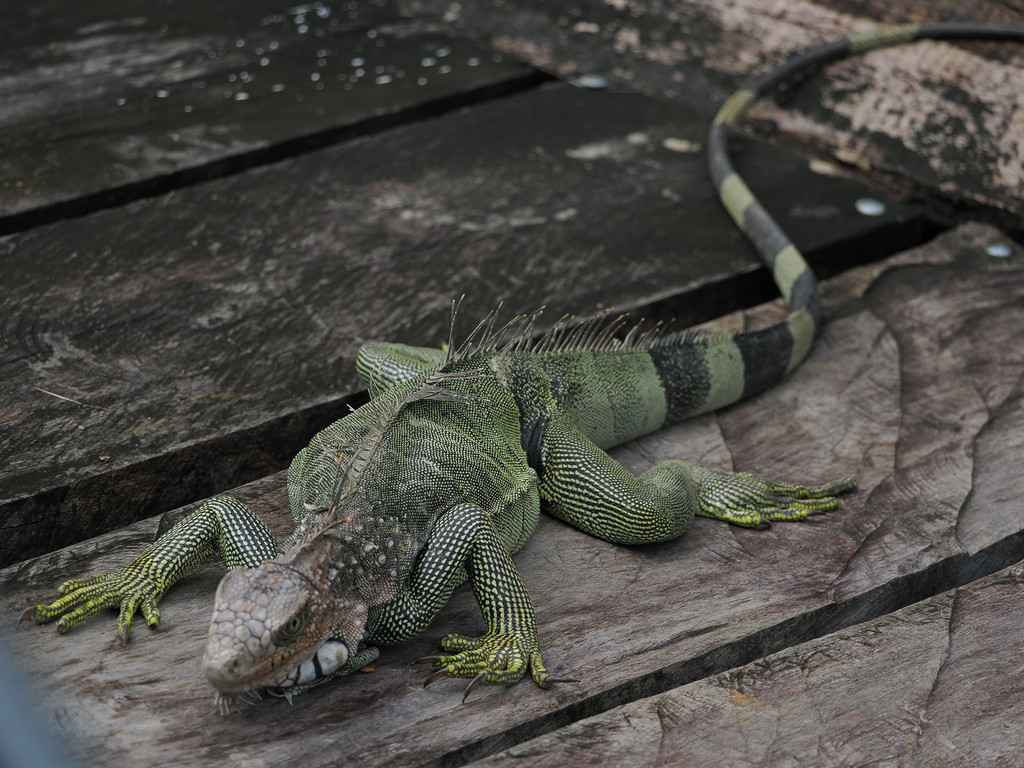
[0,0,541,228]
[2,221,1022,767]
[473,561,1024,767]
[411,0,1024,222]
[0,83,925,566]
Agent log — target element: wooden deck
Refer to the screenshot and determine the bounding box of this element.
[2,1,1024,766]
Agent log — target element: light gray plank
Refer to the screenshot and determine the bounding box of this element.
[473,562,1024,767]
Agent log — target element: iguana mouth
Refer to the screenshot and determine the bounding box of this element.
[209,638,351,711]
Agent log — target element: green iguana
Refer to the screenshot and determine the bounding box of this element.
[24,21,1023,711]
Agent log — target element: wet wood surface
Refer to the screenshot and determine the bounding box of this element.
[2,0,1023,766]
[0,0,544,228]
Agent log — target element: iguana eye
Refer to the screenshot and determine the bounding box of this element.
[275,612,306,644]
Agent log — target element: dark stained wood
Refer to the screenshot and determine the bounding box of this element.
[403,0,1024,223]
[0,0,542,228]
[475,562,1024,767]
[0,83,926,567]
[2,222,1022,767]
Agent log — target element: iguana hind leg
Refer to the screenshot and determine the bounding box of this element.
[536,417,855,544]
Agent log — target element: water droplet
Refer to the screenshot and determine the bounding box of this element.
[417,77,428,86]
[436,46,451,57]
[376,74,392,85]
[438,64,451,74]
[234,91,250,101]
[855,198,886,217]
[184,105,192,113]
[235,38,245,48]
[467,57,480,67]
[298,24,308,34]
[271,83,286,92]
[311,72,320,82]
[421,56,436,67]
[156,89,169,98]
[116,97,127,106]
[351,57,365,66]
[986,242,1013,258]
[260,57,270,66]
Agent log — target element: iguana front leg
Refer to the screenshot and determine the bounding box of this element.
[537,417,856,544]
[23,497,278,643]
[371,502,571,700]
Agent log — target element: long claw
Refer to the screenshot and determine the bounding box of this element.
[462,672,487,703]
[414,656,442,666]
[423,668,451,688]
[544,676,580,684]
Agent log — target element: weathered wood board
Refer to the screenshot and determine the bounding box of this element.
[404,0,1024,222]
[0,83,925,566]
[2,222,1022,768]
[0,0,543,227]
[475,561,1024,767]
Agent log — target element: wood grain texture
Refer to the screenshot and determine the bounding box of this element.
[475,562,1024,768]
[403,0,1024,221]
[0,84,924,566]
[2,222,1021,768]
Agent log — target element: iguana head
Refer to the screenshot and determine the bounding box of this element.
[202,523,399,710]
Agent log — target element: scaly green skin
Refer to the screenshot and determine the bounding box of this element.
[24,22,1024,708]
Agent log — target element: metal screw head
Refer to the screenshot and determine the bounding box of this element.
[854,198,886,217]
[985,242,1013,259]
[571,75,609,90]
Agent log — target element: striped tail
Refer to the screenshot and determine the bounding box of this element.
[706,21,1024,392]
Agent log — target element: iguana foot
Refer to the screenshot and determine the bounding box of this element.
[418,631,576,702]
[684,462,857,528]
[23,565,166,644]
